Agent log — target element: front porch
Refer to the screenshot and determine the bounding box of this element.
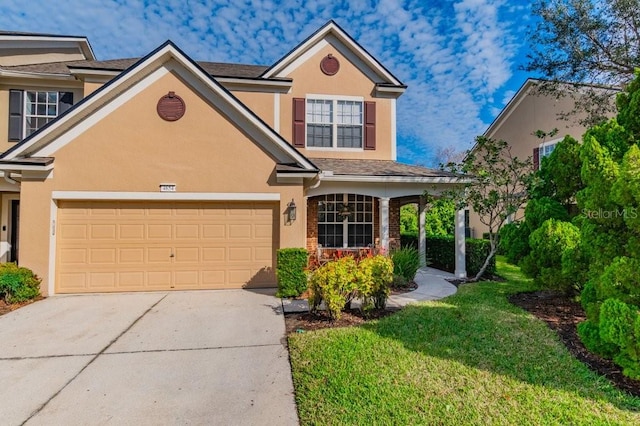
[304,192,467,278]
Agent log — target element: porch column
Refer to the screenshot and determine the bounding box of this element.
[454,208,467,278]
[379,197,390,253]
[418,196,427,267]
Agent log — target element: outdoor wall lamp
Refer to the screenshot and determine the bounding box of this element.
[287,199,297,222]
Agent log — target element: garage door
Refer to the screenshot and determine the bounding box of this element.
[55,201,278,293]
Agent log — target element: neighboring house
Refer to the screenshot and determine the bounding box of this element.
[0,21,466,296]
[466,78,613,238]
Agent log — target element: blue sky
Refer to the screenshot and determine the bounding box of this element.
[0,0,533,166]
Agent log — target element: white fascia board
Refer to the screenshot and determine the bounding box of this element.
[277,172,318,178]
[320,175,469,184]
[0,163,53,171]
[52,191,281,201]
[0,69,76,81]
[68,68,120,77]
[216,77,292,92]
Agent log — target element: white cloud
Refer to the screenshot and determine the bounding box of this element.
[0,0,527,165]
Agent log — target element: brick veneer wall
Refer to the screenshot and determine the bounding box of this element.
[389,198,401,250]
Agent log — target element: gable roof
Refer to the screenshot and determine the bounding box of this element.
[261,20,405,87]
[1,40,317,172]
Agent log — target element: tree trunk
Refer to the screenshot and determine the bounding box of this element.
[470,245,498,282]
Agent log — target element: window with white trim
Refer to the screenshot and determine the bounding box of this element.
[25,91,60,136]
[8,89,74,141]
[538,137,562,165]
[307,98,363,149]
[318,194,374,248]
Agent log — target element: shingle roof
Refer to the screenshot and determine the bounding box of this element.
[311,158,458,178]
[0,58,271,79]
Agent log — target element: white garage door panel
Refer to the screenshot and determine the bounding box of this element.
[56,201,278,293]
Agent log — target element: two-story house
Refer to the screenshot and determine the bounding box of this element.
[466,78,615,238]
[0,21,466,296]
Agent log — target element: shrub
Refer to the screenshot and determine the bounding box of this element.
[357,255,394,311]
[391,246,420,282]
[598,298,640,379]
[307,255,394,319]
[307,256,359,320]
[0,263,41,303]
[425,236,495,277]
[400,232,418,248]
[521,219,581,294]
[390,274,409,289]
[577,320,618,358]
[275,248,309,298]
[524,197,570,233]
[499,222,530,264]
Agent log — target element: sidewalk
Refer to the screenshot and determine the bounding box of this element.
[282,267,459,313]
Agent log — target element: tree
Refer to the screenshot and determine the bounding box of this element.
[445,137,534,281]
[525,0,639,124]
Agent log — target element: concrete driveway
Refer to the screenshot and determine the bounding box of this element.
[0,290,298,425]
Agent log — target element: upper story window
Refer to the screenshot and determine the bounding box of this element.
[539,142,557,161]
[292,96,376,151]
[8,89,74,141]
[307,98,363,149]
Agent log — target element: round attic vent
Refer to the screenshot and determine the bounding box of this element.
[157,91,186,121]
[320,54,340,76]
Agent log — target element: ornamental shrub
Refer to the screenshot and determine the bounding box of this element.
[307,256,359,320]
[499,222,530,264]
[424,236,495,277]
[391,246,420,282]
[0,263,41,303]
[520,219,581,294]
[599,298,640,379]
[275,248,309,298]
[357,255,393,312]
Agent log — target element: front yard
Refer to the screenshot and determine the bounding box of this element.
[288,258,640,425]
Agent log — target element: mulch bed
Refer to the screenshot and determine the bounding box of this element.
[0,297,43,316]
[509,291,640,398]
[285,308,397,335]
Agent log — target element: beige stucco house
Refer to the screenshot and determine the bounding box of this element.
[467,78,610,237]
[0,22,467,296]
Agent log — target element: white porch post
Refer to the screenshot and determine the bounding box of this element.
[454,208,467,278]
[418,196,427,267]
[379,197,390,253]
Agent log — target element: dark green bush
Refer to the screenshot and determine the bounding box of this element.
[0,263,41,303]
[499,222,530,264]
[390,274,409,289]
[425,236,495,277]
[400,232,418,248]
[524,197,570,232]
[391,246,420,282]
[276,248,308,298]
[577,320,618,358]
[520,219,581,294]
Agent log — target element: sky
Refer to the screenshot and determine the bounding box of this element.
[0,0,534,167]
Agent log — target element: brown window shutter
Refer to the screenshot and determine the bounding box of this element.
[292,98,305,147]
[58,92,74,114]
[364,101,376,150]
[533,147,540,170]
[8,90,23,141]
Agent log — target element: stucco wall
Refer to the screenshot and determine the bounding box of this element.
[18,68,306,294]
[279,43,393,160]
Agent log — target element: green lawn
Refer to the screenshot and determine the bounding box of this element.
[288,257,640,425]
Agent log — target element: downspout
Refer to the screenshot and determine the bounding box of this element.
[3,171,18,186]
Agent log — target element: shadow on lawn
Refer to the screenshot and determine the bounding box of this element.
[362,281,640,411]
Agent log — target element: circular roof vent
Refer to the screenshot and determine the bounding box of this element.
[320,54,340,76]
[157,91,186,121]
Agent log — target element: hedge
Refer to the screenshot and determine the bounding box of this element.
[276,248,308,297]
[400,233,495,277]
